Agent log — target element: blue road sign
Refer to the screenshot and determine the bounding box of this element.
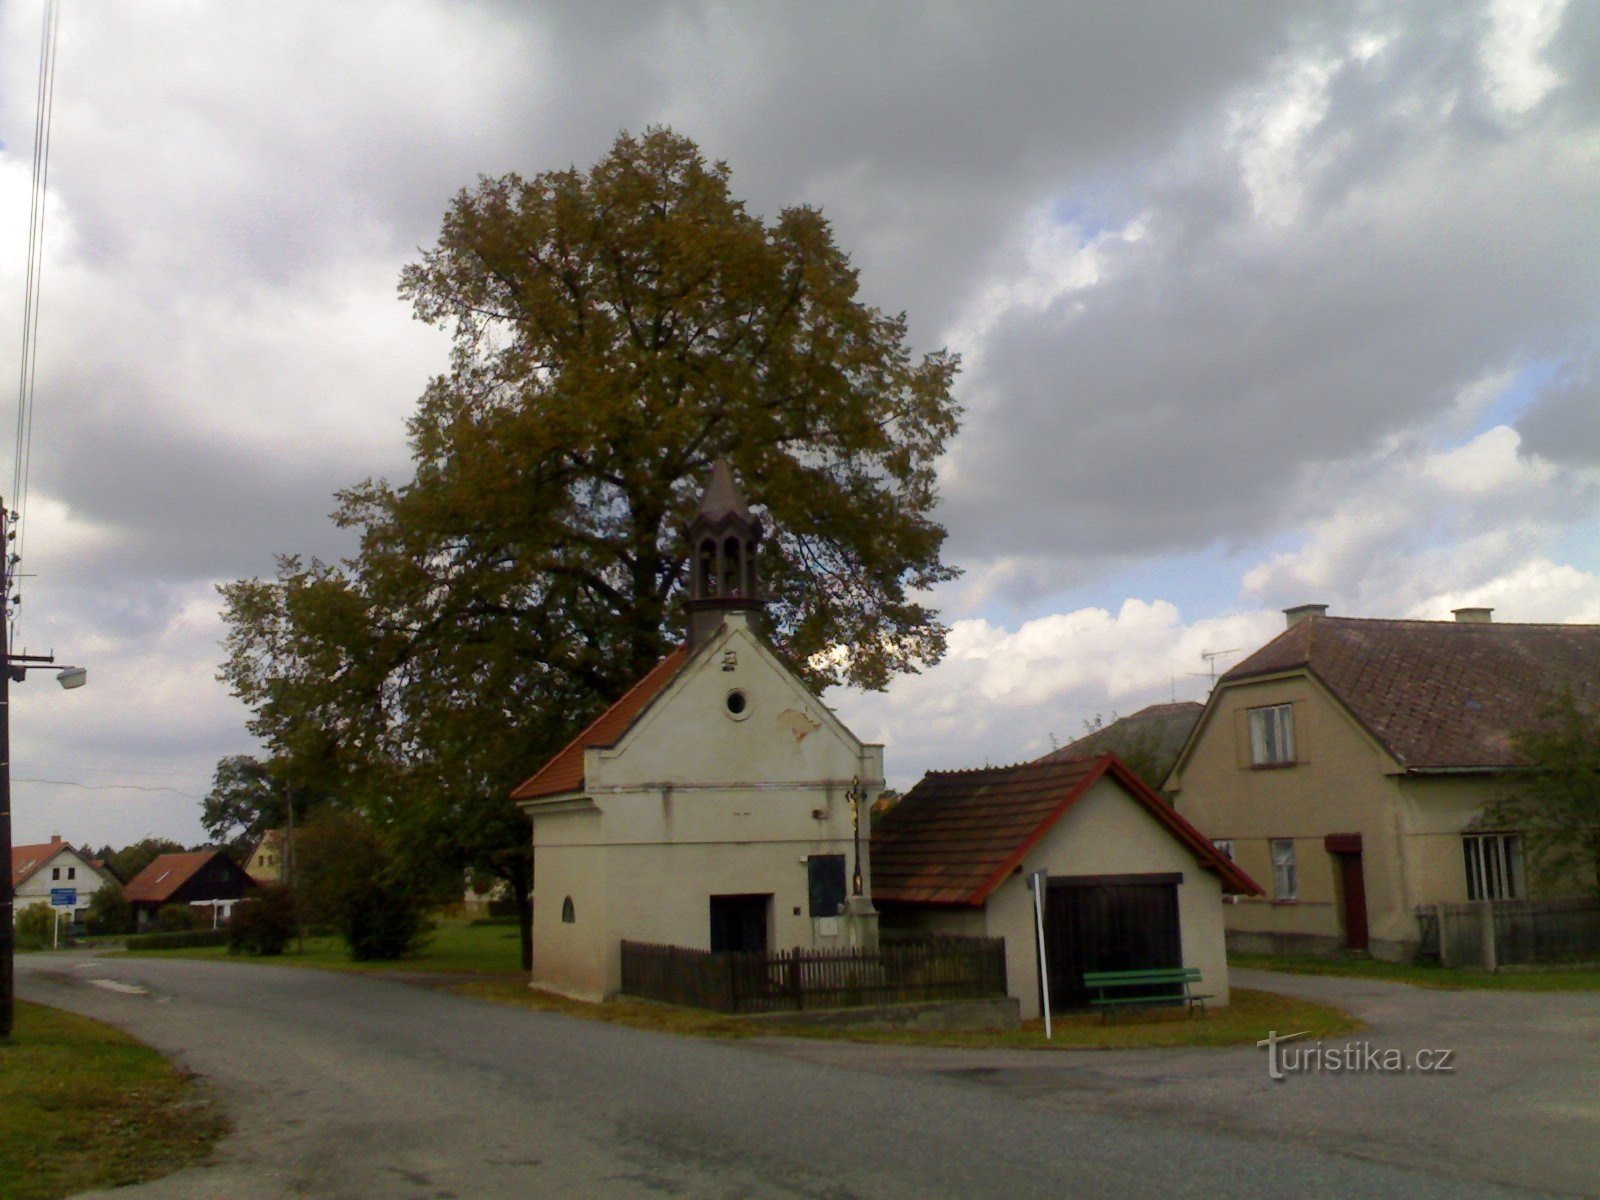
[50,887,77,907]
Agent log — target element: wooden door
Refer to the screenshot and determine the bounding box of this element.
[1044,874,1182,1010]
[1336,853,1369,951]
[709,894,770,954]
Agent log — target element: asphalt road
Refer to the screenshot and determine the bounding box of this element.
[16,953,1590,1200]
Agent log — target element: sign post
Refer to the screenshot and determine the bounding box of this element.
[1027,870,1051,1040]
[50,888,76,949]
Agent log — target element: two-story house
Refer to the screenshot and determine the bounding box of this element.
[1166,605,1600,960]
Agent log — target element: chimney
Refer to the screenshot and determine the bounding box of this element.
[50,834,62,845]
[1452,607,1493,624]
[1283,604,1328,628]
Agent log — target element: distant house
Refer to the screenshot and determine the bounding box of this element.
[1165,605,1600,960]
[872,755,1258,1018]
[1035,701,1203,791]
[11,836,115,927]
[245,830,289,884]
[123,850,257,930]
[512,463,884,1002]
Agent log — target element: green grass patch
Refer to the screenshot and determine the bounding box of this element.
[450,982,1359,1049]
[1232,953,1600,991]
[0,1001,227,1200]
[122,918,526,976]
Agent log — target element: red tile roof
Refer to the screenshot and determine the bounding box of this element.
[123,851,224,905]
[1222,617,1600,769]
[510,646,690,802]
[11,839,76,888]
[871,754,1260,906]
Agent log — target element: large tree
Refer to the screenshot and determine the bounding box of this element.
[219,127,961,968]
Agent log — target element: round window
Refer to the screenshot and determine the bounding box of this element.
[725,689,750,719]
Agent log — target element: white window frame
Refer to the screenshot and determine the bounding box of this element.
[1249,704,1296,765]
[1270,838,1297,901]
[1463,834,1523,901]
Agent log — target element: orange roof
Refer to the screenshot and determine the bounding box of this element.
[11,839,77,888]
[510,646,690,802]
[872,753,1261,906]
[123,851,223,905]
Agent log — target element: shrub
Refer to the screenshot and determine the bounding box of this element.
[228,885,297,956]
[154,904,200,933]
[124,929,229,951]
[343,878,429,961]
[15,903,57,950]
[86,884,132,936]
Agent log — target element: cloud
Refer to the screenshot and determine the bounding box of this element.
[830,600,1281,788]
[2,1,1597,847]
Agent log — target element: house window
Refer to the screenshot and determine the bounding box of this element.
[1249,704,1296,765]
[52,867,60,880]
[1464,834,1523,901]
[561,896,576,924]
[1270,839,1297,900]
[67,867,75,880]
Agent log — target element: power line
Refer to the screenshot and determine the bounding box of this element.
[9,0,63,646]
[12,777,204,799]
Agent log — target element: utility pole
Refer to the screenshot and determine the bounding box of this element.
[0,499,85,1040]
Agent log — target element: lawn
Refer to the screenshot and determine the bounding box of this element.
[1231,953,1600,991]
[121,917,527,976]
[122,920,1361,1048]
[453,981,1360,1049]
[0,1001,227,1200]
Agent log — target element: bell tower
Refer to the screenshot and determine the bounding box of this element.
[684,460,765,649]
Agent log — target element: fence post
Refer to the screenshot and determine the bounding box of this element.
[790,947,804,1011]
[1436,903,1450,967]
[1480,900,1497,972]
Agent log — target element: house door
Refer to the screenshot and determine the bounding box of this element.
[1325,834,1369,952]
[1324,838,1376,953]
[709,894,770,954]
[1044,874,1182,1010]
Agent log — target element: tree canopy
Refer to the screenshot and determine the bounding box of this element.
[1479,690,1600,897]
[218,127,962,965]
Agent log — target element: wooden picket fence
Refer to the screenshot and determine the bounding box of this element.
[621,936,1007,1014]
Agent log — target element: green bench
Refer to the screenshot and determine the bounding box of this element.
[1082,967,1211,1021]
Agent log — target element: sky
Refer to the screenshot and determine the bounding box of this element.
[1,1,1596,849]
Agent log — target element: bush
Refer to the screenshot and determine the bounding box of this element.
[154,904,200,933]
[124,929,229,951]
[343,879,430,961]
[228,885,297,956]
[86,884,132,936]
[15,904,57,950]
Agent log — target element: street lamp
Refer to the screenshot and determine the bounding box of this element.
[0,496,87,1040]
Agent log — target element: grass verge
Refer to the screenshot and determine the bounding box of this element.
[0,1001,227,1200]
[121,919,526,977]
[451,981,1359,1049]
[1232,953,1600,991]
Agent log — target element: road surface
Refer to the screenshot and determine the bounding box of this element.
[17,953,1589,1199]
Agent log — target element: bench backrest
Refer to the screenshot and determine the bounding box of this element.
[1082,967,1202,987]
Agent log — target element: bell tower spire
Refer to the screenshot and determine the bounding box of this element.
[684,460,765,649]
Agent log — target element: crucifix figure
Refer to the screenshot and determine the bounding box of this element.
[846,775,864,896]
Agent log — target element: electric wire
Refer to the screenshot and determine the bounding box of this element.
[9,0,63,650]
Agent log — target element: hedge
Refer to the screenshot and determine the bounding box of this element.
[123,929,230,951]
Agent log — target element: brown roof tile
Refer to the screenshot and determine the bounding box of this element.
[11,841,68,888]
[123,851,222,905]
[510,646,690,802]
[872,754,1259,906]
[1223,617,1600,769]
